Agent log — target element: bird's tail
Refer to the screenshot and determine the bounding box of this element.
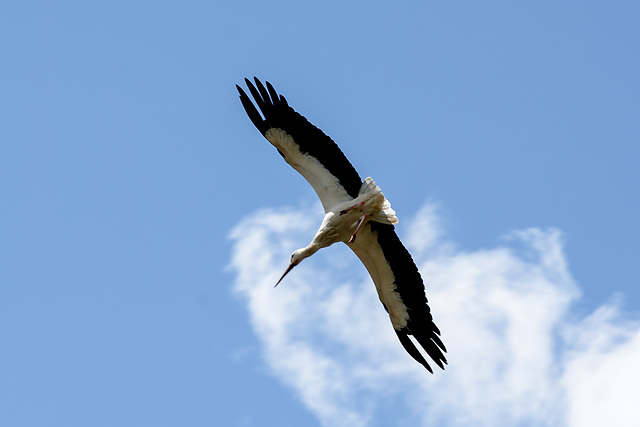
[359,177,398,225]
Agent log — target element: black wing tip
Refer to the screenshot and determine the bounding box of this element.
[432,332,447,354]
[395,329,447,373]
[241,77,275,99]
[420,330,448,370]
[238,77,276,134]
[236,84,247,99]
[237,77,287,133]
[423,361,435,374]
[396,327,447,373]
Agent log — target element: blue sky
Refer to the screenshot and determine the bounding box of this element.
[1,1,639,426]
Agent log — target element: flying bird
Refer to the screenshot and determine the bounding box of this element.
[236,77,446,373]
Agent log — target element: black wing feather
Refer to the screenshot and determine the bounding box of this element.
[236,85,268,134]
[237,77,363,198]
[370,222,448,371]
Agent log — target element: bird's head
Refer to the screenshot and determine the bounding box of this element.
[275,248,308,287]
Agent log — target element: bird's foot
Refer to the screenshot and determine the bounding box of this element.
[348,214,367,243]
[340,201,365,216]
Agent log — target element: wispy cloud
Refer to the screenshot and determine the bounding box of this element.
[228,202,640,427]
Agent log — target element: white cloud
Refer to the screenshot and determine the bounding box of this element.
[228,202,640,427]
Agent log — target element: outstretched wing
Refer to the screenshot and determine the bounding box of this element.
[349,222,447,373]
[237,77,362,211]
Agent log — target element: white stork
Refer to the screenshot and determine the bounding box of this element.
[237,78,447,373]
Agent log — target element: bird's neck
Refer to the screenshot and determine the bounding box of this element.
[300,243,321,260]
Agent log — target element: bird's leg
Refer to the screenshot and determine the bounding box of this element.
[340,201,365,216]
[348,214,367,243]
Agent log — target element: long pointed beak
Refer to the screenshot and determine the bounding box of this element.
[275,262,297,288]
